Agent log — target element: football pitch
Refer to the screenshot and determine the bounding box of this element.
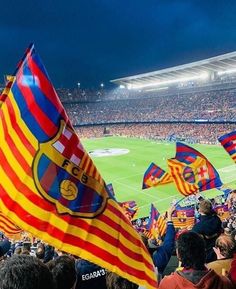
[82,136,236,218]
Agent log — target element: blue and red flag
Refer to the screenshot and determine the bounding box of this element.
[142,162,172,189]
[168,142,222,196]
[146,204,167,239]
[218,130,236,163]
[172,205,195,229]
[0,44,157,289]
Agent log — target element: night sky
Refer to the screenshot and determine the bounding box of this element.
[0,0,236,88]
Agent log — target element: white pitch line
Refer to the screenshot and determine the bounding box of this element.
[139,193,180,209]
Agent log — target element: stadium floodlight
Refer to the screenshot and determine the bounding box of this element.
[100,83,104,88]
[128,72,209,90]
[77,82,80,88]
[217,68,236,76]
[119,85,125,89]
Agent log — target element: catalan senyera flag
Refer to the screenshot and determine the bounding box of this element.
[146,204,167,239]
[142,162,172,189]
[168,142,222,196]
[0,211,22,237]
[172,206,195,229]
[0,44,157,289]
[218,131,236,163]
[0,75,15,106]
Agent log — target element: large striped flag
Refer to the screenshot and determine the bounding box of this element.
[0,211,22,237]
[146,204,167,240]
[0,44,157,289]
[168,142,222,196]
[142,162,172,189]
[218,130,236,163]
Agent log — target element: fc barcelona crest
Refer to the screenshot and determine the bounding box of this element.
[33,120,108,218]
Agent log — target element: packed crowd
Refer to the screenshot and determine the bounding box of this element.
[63,88,236,125]
[75,123,235,144]
[1,193,236,288]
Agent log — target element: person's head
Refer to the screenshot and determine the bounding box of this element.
[36,244,45,260]
[214,234,236,259]
[0,239,11,260]
[176,231,206,270]
[106,271,138,289]
[0,254,54,289]
[198,199,213,215]
[47,255,76,289]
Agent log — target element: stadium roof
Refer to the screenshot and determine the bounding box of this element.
[111,51,236,90]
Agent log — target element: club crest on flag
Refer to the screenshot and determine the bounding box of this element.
[183,166,195,184]
[33,120,107,217]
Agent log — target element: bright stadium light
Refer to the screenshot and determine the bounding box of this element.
[119,85,125,89]
[129,73,209,90]
[100,83,104,88]
[218,68,236,76]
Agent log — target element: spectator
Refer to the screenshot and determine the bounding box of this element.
[207,234,236,276]
[47,255,76,289]
[0,254,55,289]
[159,231,233,289]
[192,199,222,263]
[106,271,138,289]
[75,258,107,289]
[0,239,10,260]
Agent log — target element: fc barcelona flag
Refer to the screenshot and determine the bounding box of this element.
[168,142,222,196]
[172,206,195,229]
[142,162,172,189]
[218,131,236,163]
[0,45,157,289]
[146,204,167,239]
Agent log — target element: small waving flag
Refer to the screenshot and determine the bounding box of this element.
[172,206,195,229]
[168,142,222,196]
[146,204,167,240]
[142,162,172,189]
[218,131,236,163]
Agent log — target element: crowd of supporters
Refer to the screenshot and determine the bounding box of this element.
[75,123,235,144]
[62,87,236,125]
[2,193,236,288]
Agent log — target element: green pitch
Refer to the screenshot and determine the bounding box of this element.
[82,136,236,218]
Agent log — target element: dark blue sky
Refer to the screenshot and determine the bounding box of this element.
[0,0,236,88]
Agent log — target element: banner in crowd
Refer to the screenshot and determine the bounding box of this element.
[214,204,230,221]
[172,206,195,229]
[218,131,236,163]
[142,162,172,189]
[168,142,222,196]
[146,204,167,240]
[120,200,138,221]
[0,44,157,289]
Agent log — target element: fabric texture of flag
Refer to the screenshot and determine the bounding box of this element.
[172,206,195,229]
[0,75,15,106]
[168,142,222,196]
[218,131,236,163]
[0,211,22,237]
[146,204,167,240]
[142,162,172,189]
[0,44,157,289]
